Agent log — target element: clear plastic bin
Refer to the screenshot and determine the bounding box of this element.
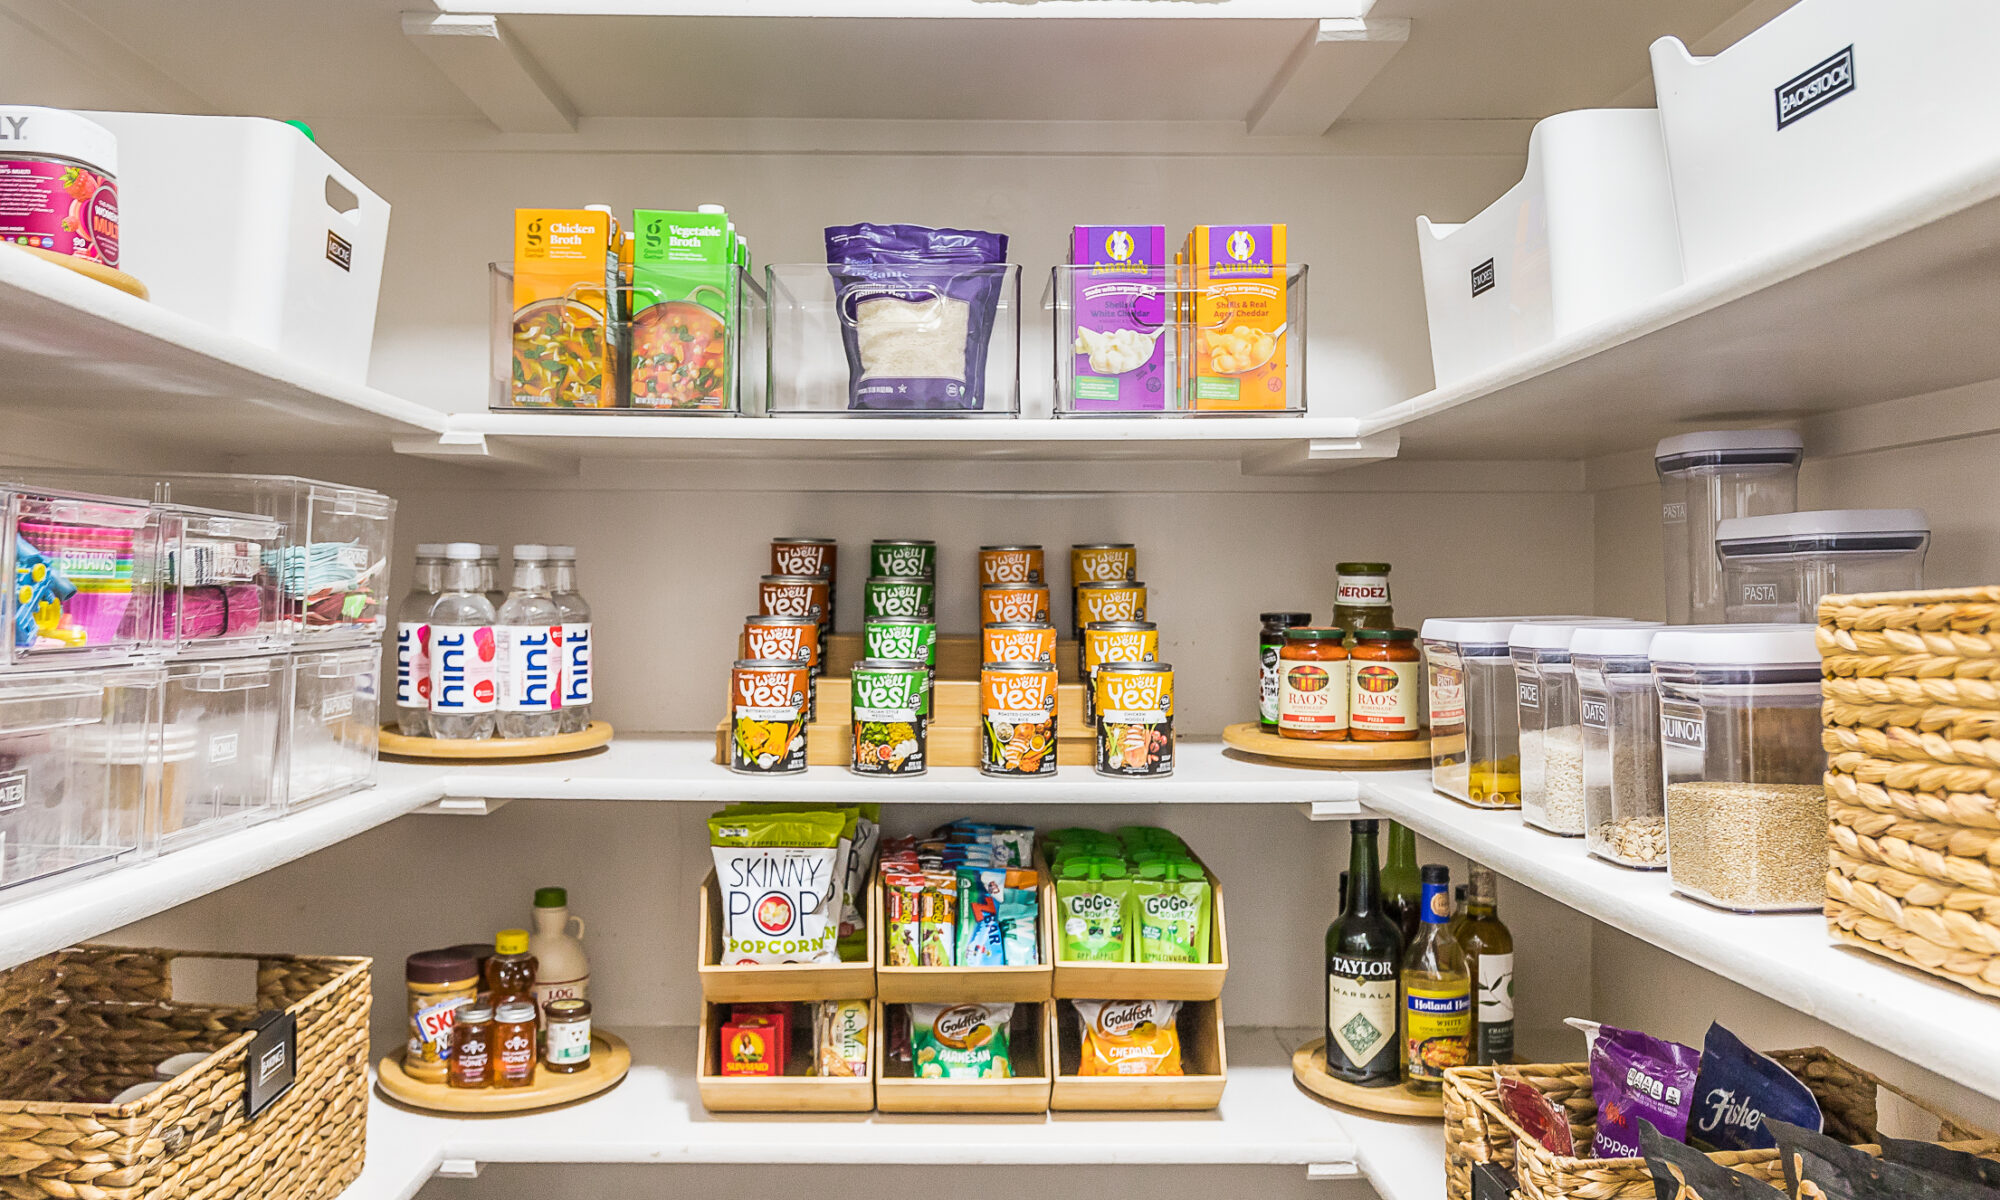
[1574,623,1667,868]
[488,261,768,414]
[765,262,1020,416]
[284,646,379,809]
[155,503,287,656]
[1509,619,1642,836]
[0,666,156,893]
[3,485,159,670]
[1654,431,1802,623]
[1716,509,1928,623]
[148,656,284,852]
[1045,263,1308,415]
[1652,625,1827,912]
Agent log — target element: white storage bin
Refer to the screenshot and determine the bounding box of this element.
[78,111,391,382]
[0,666,156,893]
[1651,1,2000,283]
[1416,108,1683,388]
[284,646,378,810]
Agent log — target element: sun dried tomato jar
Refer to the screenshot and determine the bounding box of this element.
[1278,628,1350,741]
[1348,628,1421,741]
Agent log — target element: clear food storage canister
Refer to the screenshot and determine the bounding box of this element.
[1715,509,1928,624]
[1573,623,1667,868]
[1509,618,1642,837]
[1654,430,1803,623]
[1422,616,1591,809]
[1652,625,1827,912]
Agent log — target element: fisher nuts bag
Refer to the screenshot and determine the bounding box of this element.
[1688,1022,1822,1153]
[1074,999,1183,1077]
[909,1002,1014,1079]
[825,223,1009,411]
[1590,1024,1702,1159]
[1881,1138,2000,1191]
[1640,1120,1787,1200]
[708,811,844,964]
[1768,1119,2000,1200]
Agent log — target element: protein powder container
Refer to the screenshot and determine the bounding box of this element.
[0,106,118,266]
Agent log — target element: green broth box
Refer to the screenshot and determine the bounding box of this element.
[630,209,737,410]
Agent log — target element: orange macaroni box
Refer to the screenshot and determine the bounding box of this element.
[1180,224,1288,411]
[510,208,616,408]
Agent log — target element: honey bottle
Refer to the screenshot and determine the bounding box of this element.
[448,1004,494,1089]
[486,929,539,1019]
[492,1000,538,1088]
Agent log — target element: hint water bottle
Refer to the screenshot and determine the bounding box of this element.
[479,545,506,613]
[428,543,498,740]
[394,543,445,736]
[497,544,563,739]
[549,545,592,734]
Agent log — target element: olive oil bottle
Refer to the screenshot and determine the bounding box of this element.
[1460,864,1515,1066]
[1400,863,1471,1094]
[1324,820,1402,1086]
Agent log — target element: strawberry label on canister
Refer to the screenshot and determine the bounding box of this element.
[865,576,934,621]
[870,540,936,582]
[979,583,1050,626]
[983,621,1056,666]
[980,545,1044,586]
[730,658,808,774]
[863,617,937,668]
[1094,662,1174,777]
[1081,620,1158,725]
[980,662,1058,777]
[850,658,929,776]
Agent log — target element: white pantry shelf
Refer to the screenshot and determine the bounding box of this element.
[349,1025,1415,1200]
[1347,767,2000,1106]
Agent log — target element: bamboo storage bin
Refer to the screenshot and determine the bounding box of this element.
[696,1002,873,1112]
[1818,587,2000,999]
[871,865,1053,1003]
[1441,1050,1997,1200]
[872,998,1054,1113]
[1047,997,1227,1111]
[1048,851,1228,1002]
[0,945,370,1200]
[697,870,876,1003]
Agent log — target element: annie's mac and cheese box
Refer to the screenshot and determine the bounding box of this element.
[1068,225,1168,412]
[1180,223,1287,412]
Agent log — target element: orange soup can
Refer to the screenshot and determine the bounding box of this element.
[730,658,809,775]
[979,661,1058,778]
[979,545,1044,587]
[743,614,820,720]
[1076,581,1147,631]
[759,574,831,640]
[979,582,1051,626]
[1080,619,1158,725]
[1093,662,1174,777]
[983,621,1057,666]
[771,538,837,632]
[1070,544,1136,633]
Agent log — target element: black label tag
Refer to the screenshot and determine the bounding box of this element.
[1776,46,1855,130]
[325,230,352,271]
[1470,257,1496,297]
[0,769,24,815]
[1472,1162,1521,1200]
[243,1010,297,1120]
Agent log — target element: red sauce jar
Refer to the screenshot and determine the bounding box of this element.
[1349,628,1422,741]
[1278,628,1350,741]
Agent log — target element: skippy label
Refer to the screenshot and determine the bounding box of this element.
[430,625,498,713]
[408,994,471,1058]
[562,622,593,706]
[395,621,431,707]
[498,624,563,713]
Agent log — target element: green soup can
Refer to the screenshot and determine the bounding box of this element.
[869,540,936,582]
[864,617,938,668]
[850,658,929,776]
[864,576,935,621]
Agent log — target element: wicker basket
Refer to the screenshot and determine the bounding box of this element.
[0,945,371,1200]
[1818,587,2000,999]
[1443,1048,1996,1200]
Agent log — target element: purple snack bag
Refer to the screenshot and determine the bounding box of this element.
[1589,1024,1701,1160]
[825,223,1009,411]
[1069,225,1167,412]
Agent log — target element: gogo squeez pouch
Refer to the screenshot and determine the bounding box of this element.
[1056,855,1130,962]
[1688,1022,1822,1153]
[1589,1024,1702,1160]
[709,811,845,964]
[1131,859,1210,964]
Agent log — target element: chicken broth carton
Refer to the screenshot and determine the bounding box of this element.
[1182,223,1288,411]
[1069,225,1168,411]
[511,208,616,408]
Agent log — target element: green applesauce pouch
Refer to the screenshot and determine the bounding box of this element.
[1056,855,1130,962]
[1132,859,1209,964]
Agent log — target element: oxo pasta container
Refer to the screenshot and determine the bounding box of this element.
[1650,0,2000,283]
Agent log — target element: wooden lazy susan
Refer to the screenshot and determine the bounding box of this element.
[380,721,614,761]
[377,1032,631,1113]
[1222,722,1430,769]
[1290,1038,1444,1119]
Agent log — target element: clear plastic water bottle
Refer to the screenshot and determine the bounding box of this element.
[427,542,498,740]
[479,544,506,613]
[394,543,445,737]
[549,545,592,734]
[497,544,563,739]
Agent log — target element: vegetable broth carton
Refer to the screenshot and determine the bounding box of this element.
[630,209,738,410]
[1181,223,1288,411]
[1068,225,1168,411]
[510,208,616,407]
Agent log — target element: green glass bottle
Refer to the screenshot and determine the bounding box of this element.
[1324,820,1402,1086]
[1400,864,1471,1095]
[1460,864,1516,1066]
[1380,821,1421,947]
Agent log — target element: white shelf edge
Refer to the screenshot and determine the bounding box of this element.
[1347,767,2000,1106]
[440,1,1369,19]
[434,411,1364,444]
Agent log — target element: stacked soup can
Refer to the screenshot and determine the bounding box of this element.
[1069,544,1173,779]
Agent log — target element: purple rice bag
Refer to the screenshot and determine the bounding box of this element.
[824,223,1009,411]
[1688,1022,1822,1153]
[1590,1024,1702,1160]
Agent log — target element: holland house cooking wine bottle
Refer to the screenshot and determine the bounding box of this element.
[1324,820,1403,1086]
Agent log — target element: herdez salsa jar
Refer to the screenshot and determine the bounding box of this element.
[1279,628,1349,741]
[1094,662,1173,777]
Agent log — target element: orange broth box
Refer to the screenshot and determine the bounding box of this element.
[1180,223,1288,411]
[509,208,616,408]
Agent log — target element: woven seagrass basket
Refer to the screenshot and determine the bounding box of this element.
[1818,587,2000,999]
[0,945,370,1200]
[1442,1049,1996,1200]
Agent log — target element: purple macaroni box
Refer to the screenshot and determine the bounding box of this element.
[1068,225,1167,411]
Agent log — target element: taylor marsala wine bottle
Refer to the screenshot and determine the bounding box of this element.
[1324,820,1403,1086]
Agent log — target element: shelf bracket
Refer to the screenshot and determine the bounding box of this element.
[1246,18,1411,137]
[402,12,578,134]
[1301,798,1364,821]
[1306,1162,1360,1181]
[434,1159,484,1180]
[416,797,514,817]
[392,429,578,475]
[1239,432,1400,477]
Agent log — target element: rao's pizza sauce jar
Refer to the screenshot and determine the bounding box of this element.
[1349,628,1422,741]
[0,107,119,267]
[1279,628,1350,741]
